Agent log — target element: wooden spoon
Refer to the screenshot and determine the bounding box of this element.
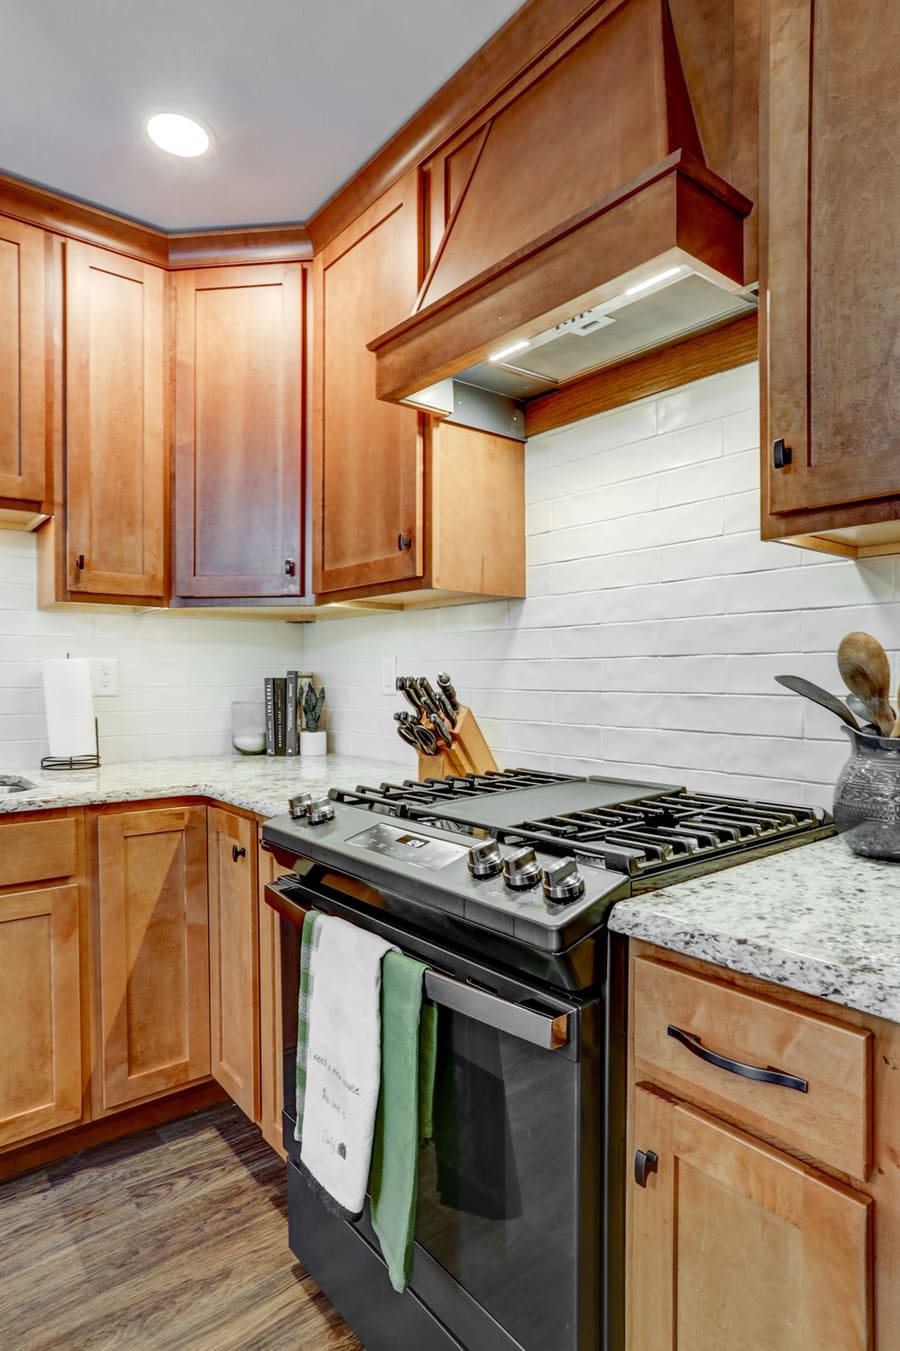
[774,675,860,730]
[837,632,895,736]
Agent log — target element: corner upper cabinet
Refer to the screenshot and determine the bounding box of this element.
[63,241,168,599]
[174,263,305,599]
[761,0,900,556]
[314,173,424,597]
[0,214,50,521]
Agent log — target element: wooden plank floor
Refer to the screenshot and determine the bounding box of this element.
[0,1103,364,1350]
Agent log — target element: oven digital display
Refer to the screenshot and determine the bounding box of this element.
[346,822,468,871]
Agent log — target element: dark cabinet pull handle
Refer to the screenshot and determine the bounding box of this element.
[667,1025,808,1092]
[398,533,412,551]
[773,438,793,469]
[284,559,296,576]
[232,845,247,862]
[75,554,85,570]
[634,1149,658,1187]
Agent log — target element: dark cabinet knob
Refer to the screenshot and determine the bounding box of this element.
[74,554,85,570]
[284,559,296,576]
[232,844,246,862]
[773,438,793,469]
[398,533,412,551]
[634,1149,659,1187]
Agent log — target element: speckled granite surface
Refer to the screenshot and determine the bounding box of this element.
[610,836,900,1023]
[0,753,411,820]
[4,756,898,1022]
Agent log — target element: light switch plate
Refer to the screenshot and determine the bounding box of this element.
[381,655,397,694]
[91,658,118,697]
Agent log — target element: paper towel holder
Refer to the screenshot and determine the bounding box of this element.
[41,718,101,771]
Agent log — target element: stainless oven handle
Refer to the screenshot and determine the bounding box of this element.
[265,877,570,1052]
[424,969,569,1051]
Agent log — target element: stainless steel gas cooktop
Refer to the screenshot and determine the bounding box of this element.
[262,769,833,955]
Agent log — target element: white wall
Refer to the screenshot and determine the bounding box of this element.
[302,362,900,807]
[0,531,305,769]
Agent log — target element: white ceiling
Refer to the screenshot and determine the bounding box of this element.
[0,0,525,230]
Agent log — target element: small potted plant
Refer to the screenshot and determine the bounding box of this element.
[300,681,327,756]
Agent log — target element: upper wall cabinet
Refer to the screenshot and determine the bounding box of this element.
[314,174,423,597]
[0,214,49,520]
[174,263,305,599]
[64,241,168,600]
[761,0,900,557]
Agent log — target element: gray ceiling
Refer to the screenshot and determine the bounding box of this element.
[0,0,524,230]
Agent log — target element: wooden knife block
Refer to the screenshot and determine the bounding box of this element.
[417,705,498,781]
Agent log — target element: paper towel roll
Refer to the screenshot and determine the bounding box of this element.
[42,659,96,758]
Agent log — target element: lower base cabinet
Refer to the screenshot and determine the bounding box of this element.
[257,838,286,1158]
[93,805,210,1114]
[0,884,83,1148]
[207,807,260,1120]
[630,1085,871,1351]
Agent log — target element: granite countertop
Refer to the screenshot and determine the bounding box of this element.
[0,753,410,820]
[610,836,900,1024]
[4,754,898,1023]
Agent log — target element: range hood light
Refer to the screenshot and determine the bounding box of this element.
[623,266,683,297]
[489,339,531,364]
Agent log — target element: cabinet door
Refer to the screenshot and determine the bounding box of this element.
[764,0,900,516]
[174,263,304,598]
[207,808,259,1120]
[257,838,286,1157]
[94,806,209,1113]
[315,172,422,594]
[65,241,167,597]
[0,885,82,1148]
[0,215,47,505]
[629,1086,872,1351]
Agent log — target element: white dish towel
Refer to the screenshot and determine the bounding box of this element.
[298,913,393,1218]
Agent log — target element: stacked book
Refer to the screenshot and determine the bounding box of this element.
[263,671,313,756]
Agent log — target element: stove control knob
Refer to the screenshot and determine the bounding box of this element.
[467,839,503,879]
[542,858,586,904]
[502,846,542,891]
[289,794,313,820]
[307,798,335,826]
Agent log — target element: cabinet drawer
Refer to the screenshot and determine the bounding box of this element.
[0,816,78,888]
[632,956,871,1179]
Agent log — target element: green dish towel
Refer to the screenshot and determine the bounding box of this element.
[294,909,320,1141]
[370,950,438,1293]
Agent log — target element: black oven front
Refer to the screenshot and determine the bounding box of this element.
[266,864,625,1351]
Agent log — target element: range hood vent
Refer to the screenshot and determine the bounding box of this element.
[369,0,754,410]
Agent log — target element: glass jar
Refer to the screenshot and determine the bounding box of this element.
[833,725,900,859]
[231,701,266,756]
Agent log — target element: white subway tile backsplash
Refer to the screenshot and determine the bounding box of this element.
[0,532,306,766]
[300,361,896,808]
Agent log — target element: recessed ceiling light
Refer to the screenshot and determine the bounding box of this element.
[146,113,211,158]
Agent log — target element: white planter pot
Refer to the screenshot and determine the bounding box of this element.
[300,730,327,757]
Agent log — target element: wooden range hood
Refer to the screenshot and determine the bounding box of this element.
[369,0,754,411]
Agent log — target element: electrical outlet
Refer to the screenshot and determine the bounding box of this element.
[91,658,118,697]
[381,655,397,695]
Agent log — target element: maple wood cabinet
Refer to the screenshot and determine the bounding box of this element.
[0,812,85,1151]
[761,0,900,557]
[314,172,525,607]
[92,805,210,1115]
[257,835,287,1158]
[61,241,168,600]
[627,941,899,1349]
[207,808,260,1120]
[174,263,305,599]
[0,214,50,525]
[314,173,423,598]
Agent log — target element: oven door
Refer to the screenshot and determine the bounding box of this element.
[267,866,603,1351]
